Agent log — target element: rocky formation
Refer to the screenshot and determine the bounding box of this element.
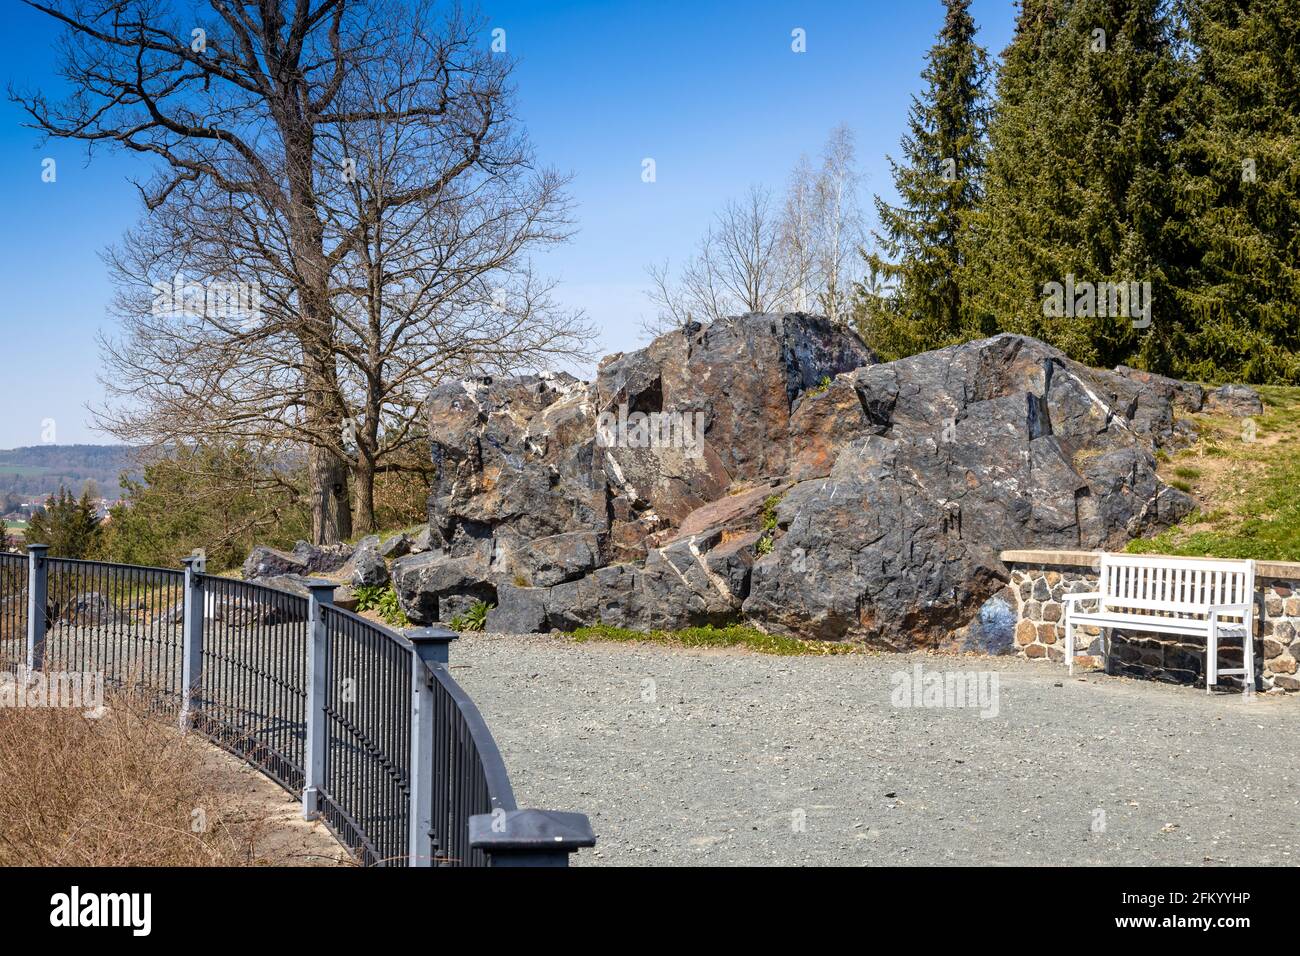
[243,312,1263,650]
[1206,383,1264,417]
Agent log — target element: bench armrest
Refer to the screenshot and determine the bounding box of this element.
[1061,592,1101,606]
[1207,603,1253,615]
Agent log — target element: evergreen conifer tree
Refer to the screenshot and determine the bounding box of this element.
[1170,0,1300,382]
[859,0,990,359]
[966,0,1185,371]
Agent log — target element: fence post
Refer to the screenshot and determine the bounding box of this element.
[468,809,597,867]
[405,625,458,867]
[178,554,206,729]
[26,544,48,672]
[302,580,336,821]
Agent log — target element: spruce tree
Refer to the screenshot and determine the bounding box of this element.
[859,0,990,359]
[26,488,102,559]
[1171,0,1300,383]
[966,0,1186,371]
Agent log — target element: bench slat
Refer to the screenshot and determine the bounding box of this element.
[1068,612,1248,636]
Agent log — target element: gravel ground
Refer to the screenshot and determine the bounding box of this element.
[451,633,1299,867]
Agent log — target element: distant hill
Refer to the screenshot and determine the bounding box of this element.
[0,445,141,501]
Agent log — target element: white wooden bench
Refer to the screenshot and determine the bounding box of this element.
[1063,553,1257,696]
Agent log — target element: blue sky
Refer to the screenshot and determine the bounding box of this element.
[0,0,1016,447]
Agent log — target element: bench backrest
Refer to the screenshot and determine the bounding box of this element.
[1098,553,1255,621]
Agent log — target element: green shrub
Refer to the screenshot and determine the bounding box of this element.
[354,585,408,627]
[450,599,492,632]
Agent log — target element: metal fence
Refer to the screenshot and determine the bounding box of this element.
[4,545,595,867]
[196,574,309,793]
[318,604,412,866]
[43,556,185,705]
[0,551,26,671]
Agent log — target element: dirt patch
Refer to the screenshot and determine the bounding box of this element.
[194,743,353,867]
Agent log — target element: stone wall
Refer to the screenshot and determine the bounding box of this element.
[998,549,1300,694]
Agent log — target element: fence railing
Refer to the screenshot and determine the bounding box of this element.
[7,545,595,867]
[0,551,27,671]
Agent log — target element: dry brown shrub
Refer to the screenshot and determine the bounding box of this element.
[0,680,285,866]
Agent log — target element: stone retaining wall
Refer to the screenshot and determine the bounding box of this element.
[998,550,1300,694]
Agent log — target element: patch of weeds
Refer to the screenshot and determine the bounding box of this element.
[354,585,408,627]
[809,375,833,396]
[569,622,858,657]
[450,599,492,632]
[1172,465,1201,480]
[1168,479,1194,493]
[756,493,782,555]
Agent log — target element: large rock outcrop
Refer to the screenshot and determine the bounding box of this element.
[360,314,1225,648]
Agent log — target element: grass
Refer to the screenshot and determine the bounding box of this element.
[1127,384,1300,561]
[0,685,280,865]
[569,622,861,656]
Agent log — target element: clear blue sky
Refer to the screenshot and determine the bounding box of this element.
[0,0,1016,447]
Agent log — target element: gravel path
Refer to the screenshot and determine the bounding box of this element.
[452,633,1299,866]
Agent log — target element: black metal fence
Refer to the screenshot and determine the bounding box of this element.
[425,657,518,867]
[0,551,26,671]
[196,574,309,793]
[43,557,185,704]
[318,604,412,866]
[2,546,594,867]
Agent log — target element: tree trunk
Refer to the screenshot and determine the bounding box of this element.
[354,454,376,535]
[282,112,353,545]
[308,441,352,544]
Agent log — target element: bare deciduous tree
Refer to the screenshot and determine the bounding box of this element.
[811,125,865,325]
[18,0,591,539]
[643,127,865,338]
[642,185,794,337]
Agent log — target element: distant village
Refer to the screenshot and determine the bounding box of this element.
[2,493,120,545]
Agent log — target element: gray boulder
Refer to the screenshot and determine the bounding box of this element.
[486,584,549,633]
[391,551,493,624]
[742,334,1196,645]
[1206,383,1264,417]
[1113,365,1205,413]
[378,533,412,560]
[340,542,389,588]
[544,564,643,631]
[239,574,314,603]
[241,546,307,580]
[290,540,354,574]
